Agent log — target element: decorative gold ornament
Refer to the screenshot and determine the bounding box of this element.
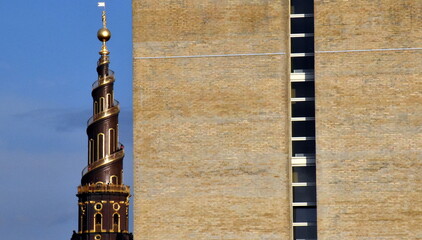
[97,28,111,42]
[94,202,103,211]
[113,203,120,211]
[97,11,111,56]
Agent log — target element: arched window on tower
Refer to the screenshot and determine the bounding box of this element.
[116,124,119,148]
[95,213,102,232]
[113,213,120,232]
[94,101,98,114]
[109,128,116,153]
[107,93,112,109]
[89,139,94,164]
[99,97,105,112]
[97,133,105,160]
[110,175,118,184]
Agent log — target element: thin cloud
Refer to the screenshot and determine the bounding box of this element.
[13,108,89,132]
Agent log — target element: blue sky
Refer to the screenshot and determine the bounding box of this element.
[0,1,132,239]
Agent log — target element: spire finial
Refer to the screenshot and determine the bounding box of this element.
[102,10,107,28]
[97,9,111,57]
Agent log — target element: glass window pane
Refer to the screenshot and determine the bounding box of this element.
[294,226,317,239]
[291,0,314,14]
[294,207,317,222]
[293,186,316,202]
[293,166,316,182]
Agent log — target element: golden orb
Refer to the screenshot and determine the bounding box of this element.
[97,28,111,42]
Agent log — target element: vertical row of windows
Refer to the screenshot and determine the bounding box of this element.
[88,128,118,163]
[93,91,114,115]
[290,1,317,239]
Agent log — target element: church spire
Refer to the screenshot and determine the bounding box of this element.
[71,8,133,240]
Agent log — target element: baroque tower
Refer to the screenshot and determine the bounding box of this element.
[71,10,133,240]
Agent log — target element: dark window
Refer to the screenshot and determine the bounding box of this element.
[291,56,314,72]
[94,101,98,114]
[291,18,314,34]
[291,0,314,14]
[292,121,315,137]
[109,129,116,153]
[95,214,102,231]
[291,37,314,53]
[294,226,317,239]
[292,140,316,155]
[294,207,317,222]
[98,134,104,159]
[293,186,316,202]
[99,97,105,112]
[291,82,315,98]
[113,214,119,232]
[293,166,316,182]
[291,101,315,117]
[107,94,112,109]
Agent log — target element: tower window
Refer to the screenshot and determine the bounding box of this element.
[109,128,116,153]
[99,97,105,112]
[94,101,98,114]
[97,133,105,160]
[95,213,102,232]
[89,139,94,164]
[113,213,120,232]
[110,175,118,185]
[107,93,112,109]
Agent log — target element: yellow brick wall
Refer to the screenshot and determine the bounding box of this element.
[315,0,422,239]
[132,1,291,239]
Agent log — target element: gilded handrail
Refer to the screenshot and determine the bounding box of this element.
[92,75,115,89]
[87,100,120,126]
[81,149,125,176]
[92,69,115,88]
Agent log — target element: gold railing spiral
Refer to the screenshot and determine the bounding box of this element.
[81,149,124,176]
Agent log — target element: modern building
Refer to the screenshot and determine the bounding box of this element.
[71,11,133,240]
[132,0,422,239]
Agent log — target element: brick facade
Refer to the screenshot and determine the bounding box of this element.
[132,0,422,239]
[133,1,291,239]
[315,0,422,239]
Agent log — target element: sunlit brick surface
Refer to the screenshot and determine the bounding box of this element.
[315,0,422,239]
[133,1,291,239]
